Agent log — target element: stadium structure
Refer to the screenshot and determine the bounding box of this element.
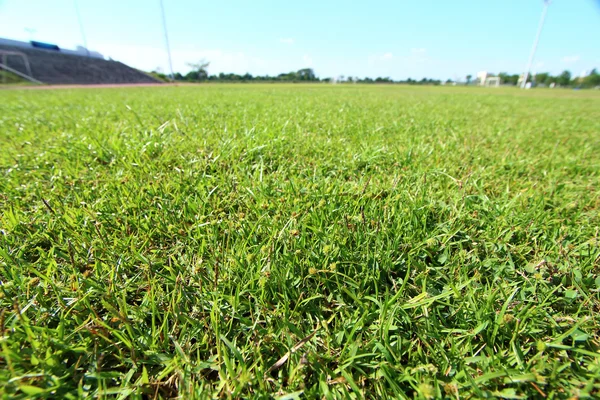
[0,37,161,85]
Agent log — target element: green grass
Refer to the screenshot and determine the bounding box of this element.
[0,69,31,86]
[1,84,599,399]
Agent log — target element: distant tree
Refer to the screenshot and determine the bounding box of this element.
[557,70,572,86]
[374,77,393,83]
[186,59,210,81]
[583,68,600,87]
[498,72,510,85]
[150,70,170,82]
[184,70,199,81]
[159,66,599,89]
[545,75,557,86]
[535,72,550,85]
[278,72,298,81]
[296,68,316,81]
[502,72,522,85]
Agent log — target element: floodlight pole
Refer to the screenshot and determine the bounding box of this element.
[159,0,175,81]
[521,0,550,88]
[73,0,90,57]
[25,28,36,41]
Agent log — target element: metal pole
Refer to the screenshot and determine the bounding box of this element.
[25,28,36,41]
[521,0,550,88]
[0,63,44,84]
[159,0,175,80]
[73,0,90,56]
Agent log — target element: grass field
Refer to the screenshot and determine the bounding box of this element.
[1,84,599,399]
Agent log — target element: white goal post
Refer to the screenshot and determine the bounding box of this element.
[0,50,42,84]
[484,77,500,87]
[477,71,500,87]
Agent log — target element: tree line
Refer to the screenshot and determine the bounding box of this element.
[151,62,600,88]
[151,65,446,85]
[494,69,600,88]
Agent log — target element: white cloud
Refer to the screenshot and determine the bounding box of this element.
[405,48,428,65]
[367,52,393,65]
[279,38,294,45]
[302,54,313,67]
[535,61,545,68]
[92,43,269,75]
[562,55,580,64]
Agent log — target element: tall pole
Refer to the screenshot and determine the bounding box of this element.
[159,0,175,80]
[73,0,90,57]
[25,28,36,41]
[521,0,551,88]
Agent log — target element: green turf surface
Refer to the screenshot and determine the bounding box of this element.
[1,84,599,398]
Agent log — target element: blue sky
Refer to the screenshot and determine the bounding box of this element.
[0,0,598,80]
